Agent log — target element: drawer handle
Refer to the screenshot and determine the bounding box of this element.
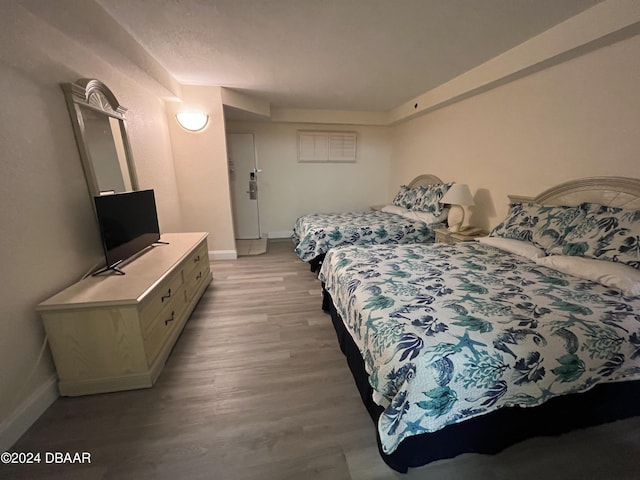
[193,255,201,263]
[165,310,175,326]
[196,272,203,280]
[161,288,172,302]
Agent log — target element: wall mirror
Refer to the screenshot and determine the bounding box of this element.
[62,79,138,197]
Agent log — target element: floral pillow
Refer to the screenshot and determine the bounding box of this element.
[489,202,586,251]
[394,185,424,210]
[549,204,640,269]
[392,183,452,216]
[392,185,412,209]
[412,183,452,217]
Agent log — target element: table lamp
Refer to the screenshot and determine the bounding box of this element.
[440,183,474,232]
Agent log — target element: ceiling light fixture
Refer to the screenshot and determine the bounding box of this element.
[176,112,209,132]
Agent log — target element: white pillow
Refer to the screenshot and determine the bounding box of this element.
[381,204,408,215]
[476,236,546,261]
[535,255,640,297]
[400,210,441,224]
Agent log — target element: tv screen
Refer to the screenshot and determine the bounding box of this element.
[94,189,161,273]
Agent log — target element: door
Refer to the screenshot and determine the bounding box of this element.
[227,133,261,239]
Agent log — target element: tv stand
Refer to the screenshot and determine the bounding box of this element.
[92,242,171,276]
[91,262,126,276]
[37,232,211,396]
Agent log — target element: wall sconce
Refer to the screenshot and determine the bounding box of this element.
[175,112,209,132]
[440,183,475,232]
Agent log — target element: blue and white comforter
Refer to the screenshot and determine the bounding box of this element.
[293,210,440,262]
[319,242,640,454]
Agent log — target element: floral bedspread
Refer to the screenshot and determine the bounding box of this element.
[292,210,439,262]
[319,242,640,454]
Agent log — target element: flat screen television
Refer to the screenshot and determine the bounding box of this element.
[93,189,161,275]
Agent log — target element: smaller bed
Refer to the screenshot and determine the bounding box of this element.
[292,174,451,271]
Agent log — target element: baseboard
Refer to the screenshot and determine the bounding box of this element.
[267,231,293,239]
[210,249,237,260]
[0,375,58,452]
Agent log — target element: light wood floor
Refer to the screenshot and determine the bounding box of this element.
[4,239,640,479]
[235,238,268,256]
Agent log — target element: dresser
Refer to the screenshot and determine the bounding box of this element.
[37,232,212,396]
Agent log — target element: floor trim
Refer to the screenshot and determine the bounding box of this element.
[267,231,293,239]
[236,238,268,256]
[210,249,237,260]
[0,375,58,452]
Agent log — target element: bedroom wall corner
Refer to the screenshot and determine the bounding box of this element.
[390,31,640,230]
[224,121,393,237]
[166,85,236,256]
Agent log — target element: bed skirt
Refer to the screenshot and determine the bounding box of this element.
[309,254,325,273]
[322,288,640,473]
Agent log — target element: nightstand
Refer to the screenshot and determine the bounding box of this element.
[434,227,487,244]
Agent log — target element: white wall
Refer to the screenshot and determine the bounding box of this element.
[391,32,640,230]
[166,85,236,258]
[225,122,393,237]
[0,1,182,449]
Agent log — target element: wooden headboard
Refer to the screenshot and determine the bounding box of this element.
[407,174,445,187]
[509,176,640,209]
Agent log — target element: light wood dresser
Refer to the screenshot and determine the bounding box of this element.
[37,232,212,396]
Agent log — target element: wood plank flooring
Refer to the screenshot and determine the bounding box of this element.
[3,239,640,479]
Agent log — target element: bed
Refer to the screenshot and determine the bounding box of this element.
[319,176,640,473]
[293,174,450,272]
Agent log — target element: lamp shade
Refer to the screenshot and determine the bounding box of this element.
[176,112,209,132]
[440,183,474,206]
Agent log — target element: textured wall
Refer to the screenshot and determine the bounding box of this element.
[0,1,182,449]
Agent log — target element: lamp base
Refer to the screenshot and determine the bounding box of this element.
[447,205,465,232]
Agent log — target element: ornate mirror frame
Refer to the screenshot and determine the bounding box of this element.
[62,79,139,197]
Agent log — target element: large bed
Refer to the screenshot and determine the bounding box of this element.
[293,174,450,272]
[319,176,640,473]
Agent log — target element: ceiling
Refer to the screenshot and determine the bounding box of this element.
[94,0,603,113]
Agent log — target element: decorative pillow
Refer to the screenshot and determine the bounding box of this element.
[392,185,412,208]
[536,255,640,296]
[489,202,585,251]
[476,236,546,261]
[396,186,423,210]
[549,204,640,269]
[381,205,408,215]
[411,183,453,216]
[392,183,452,215]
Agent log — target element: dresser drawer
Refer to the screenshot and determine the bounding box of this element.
[143,284,187,364]
[185,242,208,273]
[140,271,184,334]
[184,242,210,299]
[185,263,209,301]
